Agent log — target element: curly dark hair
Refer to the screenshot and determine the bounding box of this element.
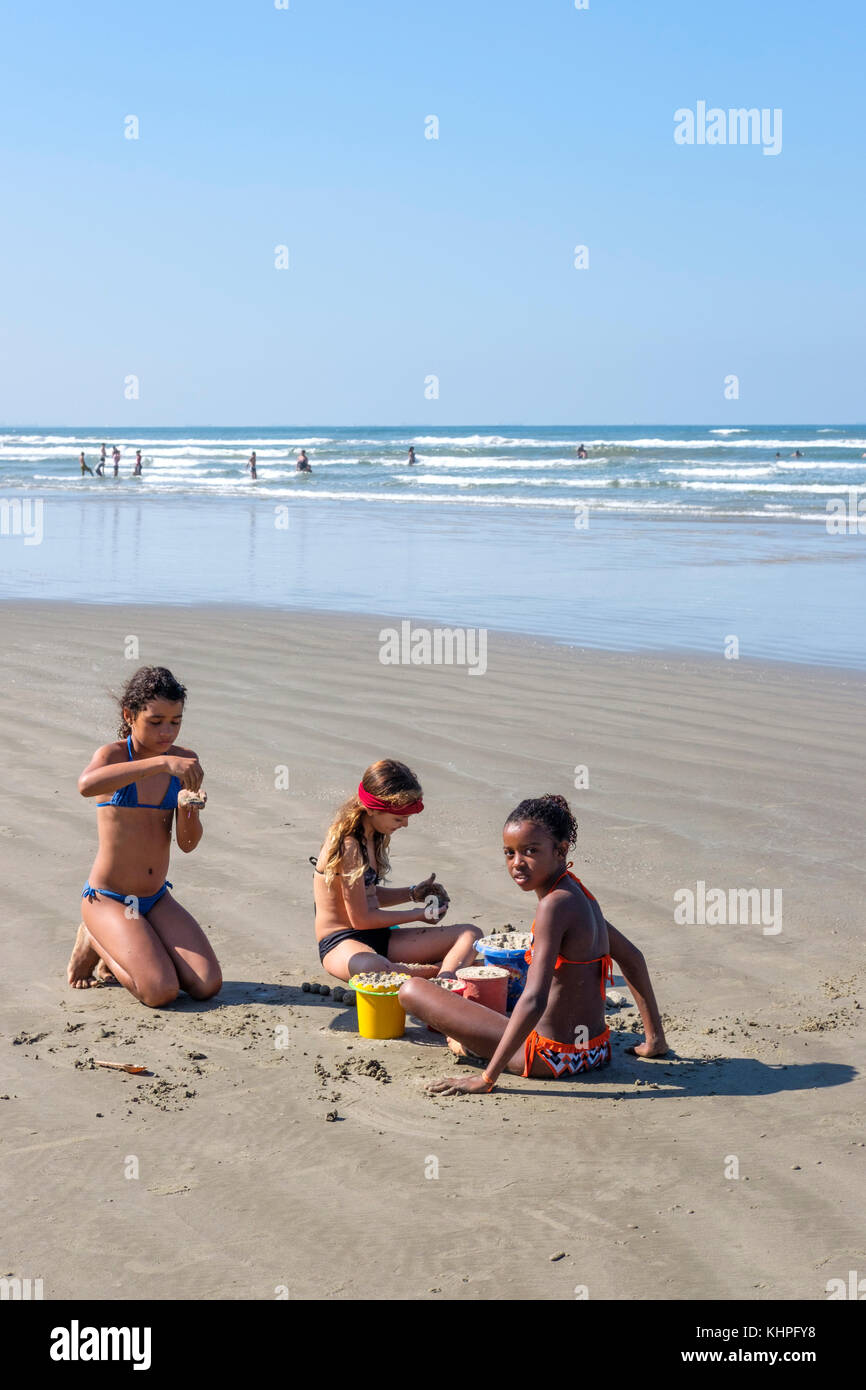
[115,666,187,737]
[504,794,578,849]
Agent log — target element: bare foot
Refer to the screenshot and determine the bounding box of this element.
[95,959,116,984]
[625,1035,669,1059]
[67,922,100,989]
[446,1036,483,1060]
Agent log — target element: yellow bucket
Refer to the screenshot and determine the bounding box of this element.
[354,988,406,1040]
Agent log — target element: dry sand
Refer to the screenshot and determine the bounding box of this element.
[1,601,864,1300]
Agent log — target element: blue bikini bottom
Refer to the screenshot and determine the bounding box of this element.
[81,880,172,917]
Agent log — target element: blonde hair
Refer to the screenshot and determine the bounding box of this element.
[319,759,423,887]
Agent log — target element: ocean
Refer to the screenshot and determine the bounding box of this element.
[2,424,865,519]
[1,425,864,669]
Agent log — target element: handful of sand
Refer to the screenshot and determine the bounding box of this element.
[178,789,207,809]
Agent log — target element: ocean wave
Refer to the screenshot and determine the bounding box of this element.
[661,466,773,479]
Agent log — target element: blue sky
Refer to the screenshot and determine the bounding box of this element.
[1,0,863,425]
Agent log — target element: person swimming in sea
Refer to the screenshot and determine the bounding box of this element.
[576,444,588,459]
[133,449,142,476]
[400,793,668,1095]
[67,666,222,1007]
[312,759,482,982]
[407,446,416,466]
[112,446,121,477]
[248,450,257,480]
[296,449,311,473]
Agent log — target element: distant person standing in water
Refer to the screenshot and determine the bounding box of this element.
[407,446,416,466]
[112,446,121,477]
[80,451,94,476]
[133,450,143,476]
[248,451,257,480]
[296,449,311,473]
[576,444,588,459]
[95,452,106,477]
[100,443,107,468]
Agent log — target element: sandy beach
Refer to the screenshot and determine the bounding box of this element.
[1,600,864,1301]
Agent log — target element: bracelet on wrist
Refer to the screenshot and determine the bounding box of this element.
[409,883,417,902]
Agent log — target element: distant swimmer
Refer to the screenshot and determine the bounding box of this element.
[791,450,803,458]
[79,451,94,476]
[407,445,416,466]
[248,450,257,480]
[112,446,121,477]
[296,449,311,473]
[576,444,588,459]
[133,449,143,476]
[775,452,781,459]
[100,443,107,467]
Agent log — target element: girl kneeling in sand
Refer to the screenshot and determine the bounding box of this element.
[399,793,667,1094]
[313,760,482,981]
[68,666,222,1007]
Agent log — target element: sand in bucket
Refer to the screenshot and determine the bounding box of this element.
[456,964,509,1014]
[349,972,411,1039]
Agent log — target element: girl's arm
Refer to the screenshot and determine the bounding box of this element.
[78,744,168,798]
[176,804,203,853]
[605,920,668,1055]
[375,885,418,907]
[78,745,203,798]
[339,842,431,931]
[475,900,562,1086]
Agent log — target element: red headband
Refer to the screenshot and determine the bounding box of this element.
[357,782,424,816]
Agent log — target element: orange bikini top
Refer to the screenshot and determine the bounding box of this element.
[525,867,614,999]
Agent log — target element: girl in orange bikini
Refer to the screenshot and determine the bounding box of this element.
[399,793,668,1095]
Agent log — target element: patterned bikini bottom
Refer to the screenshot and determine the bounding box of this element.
[523,1027,612,1078]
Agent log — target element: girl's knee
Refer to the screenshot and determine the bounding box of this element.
[186,970,222,1001]
[398,977,427,1010]
[138,977,179,1008]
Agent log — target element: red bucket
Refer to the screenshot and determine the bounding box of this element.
[456,965,508,1014]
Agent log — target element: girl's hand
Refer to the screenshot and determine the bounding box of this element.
[426,1074,493,1096]
[413,871,450,907]
[421,895,448,923]
[164,755,204,791]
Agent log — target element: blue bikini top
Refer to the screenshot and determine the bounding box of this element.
[96,735,181,810]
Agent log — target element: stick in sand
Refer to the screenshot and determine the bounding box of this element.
[93,1061,149,1074]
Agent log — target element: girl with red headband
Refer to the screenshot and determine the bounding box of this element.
[312,759,483,982]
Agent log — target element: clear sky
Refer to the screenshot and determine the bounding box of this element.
[1,0,863,425]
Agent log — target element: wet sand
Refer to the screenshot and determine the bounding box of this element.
[1,601,864,1300]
